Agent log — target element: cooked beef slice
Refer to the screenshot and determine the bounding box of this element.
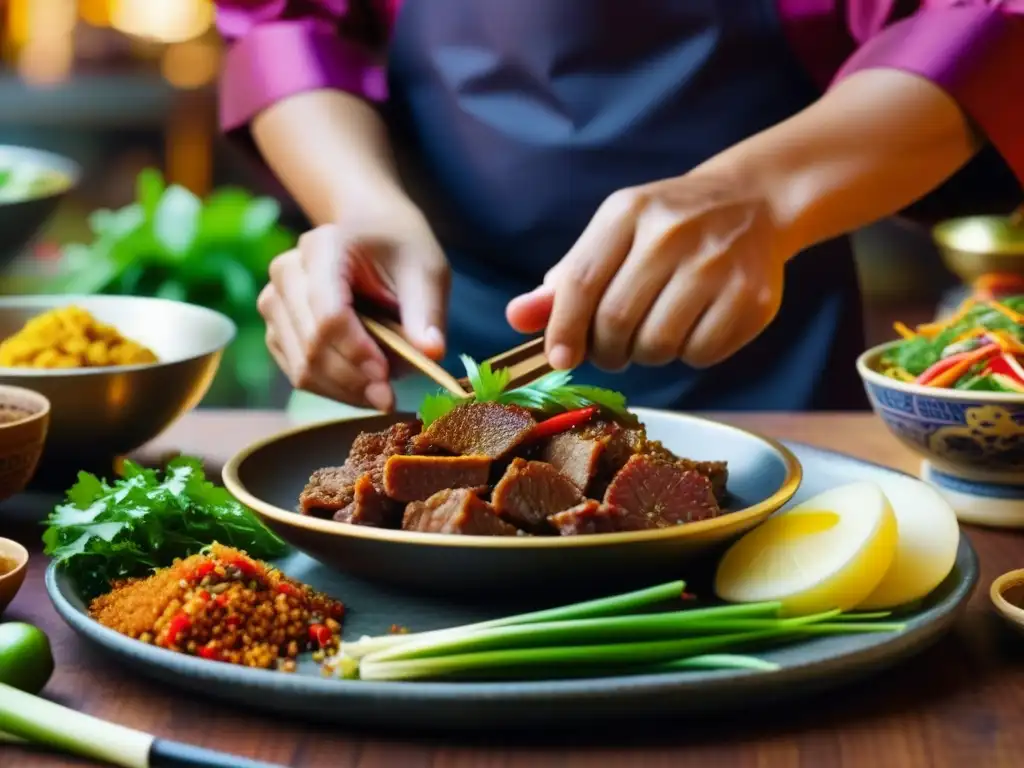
[333,474,401,527]
[298,421,420,516]
[604,454,720,526]
[541,432,605,491]
[548,500,660,535]
[299,466,355,518]
[402,488,519,535]
[413,402,536,459]
[580,420,729,503]
[491,458,584,532]
[383,454,492,502]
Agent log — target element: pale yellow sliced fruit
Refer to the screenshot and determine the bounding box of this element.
[714,482,898,616]
[856,474,960,611]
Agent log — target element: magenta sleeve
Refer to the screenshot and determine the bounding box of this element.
[216,1,392,134]
[832,3,1024,187]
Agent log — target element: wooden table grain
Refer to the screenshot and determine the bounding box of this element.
[3,411,1024,768]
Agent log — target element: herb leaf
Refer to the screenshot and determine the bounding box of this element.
[416,356,631,426]
[43,456,288,599]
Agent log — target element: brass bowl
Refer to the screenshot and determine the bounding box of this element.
[0,145,80,268]
[933,213,1024,284]
[0,295,235,481]
[223,409,802,597]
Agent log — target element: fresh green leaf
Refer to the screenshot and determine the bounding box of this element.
[42,456,288,599]
[240,198,281,240]
[418,392,462,426]
[153,185,202,257]
[136,168,165,217]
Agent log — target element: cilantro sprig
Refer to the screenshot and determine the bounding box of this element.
[417,355,632,426]
[43,456,288,599]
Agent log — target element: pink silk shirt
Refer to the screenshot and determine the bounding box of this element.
[216,0,1024,186]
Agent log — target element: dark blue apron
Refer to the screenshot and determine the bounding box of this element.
[384,0,867,411]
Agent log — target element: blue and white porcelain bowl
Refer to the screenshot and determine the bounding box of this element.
[858,342,1024,528]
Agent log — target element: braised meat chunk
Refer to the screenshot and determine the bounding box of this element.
[383,454,491,502]
[604,454,720,526]
[413,403,536,459]
[492,458,584,532]
[334,474,401,527]
[541,432,605,491]
[402,488,520,535]
[549,500,659,535]
[299,421,420,516]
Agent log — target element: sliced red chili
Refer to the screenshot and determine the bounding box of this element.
[197,644,221,661]
[214,593,230,608]
[227,556,262,579]
[308,623,332,647]
[530,406,598,441]
[191,561,216,582]
[276,583,301,598]
[195,590,211,603]
[165,613,191,644]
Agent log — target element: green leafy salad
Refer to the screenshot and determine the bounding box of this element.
[419,354,634,426]
[880,295,1024,392]
[43,457,288,599]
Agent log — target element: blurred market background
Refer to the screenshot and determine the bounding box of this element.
[0,0,1019,410]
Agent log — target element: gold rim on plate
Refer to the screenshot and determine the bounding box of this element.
[222,408,803,549]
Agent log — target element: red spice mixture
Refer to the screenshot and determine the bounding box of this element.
[89,543,344,671]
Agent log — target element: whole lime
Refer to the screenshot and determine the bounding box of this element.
[0,622,54,693]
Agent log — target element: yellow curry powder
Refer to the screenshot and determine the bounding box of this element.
[0,306,158,369]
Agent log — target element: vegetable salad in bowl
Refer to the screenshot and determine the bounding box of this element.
[880,295,1024,392]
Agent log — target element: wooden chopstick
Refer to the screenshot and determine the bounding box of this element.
[456,337,551,393]
[358,313,469,397]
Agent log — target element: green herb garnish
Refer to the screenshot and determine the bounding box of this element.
[42,456,288,599]
[417,355,631,426]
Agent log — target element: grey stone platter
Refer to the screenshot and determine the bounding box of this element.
[47,442,978,733]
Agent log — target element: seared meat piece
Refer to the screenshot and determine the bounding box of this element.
[402,488,519,535]
[383,454,492,502]
[541,432,605,491]
[604,454,720,526]
[548,500,659,535]
[491,458,583,532]
[333,474,402,527]
[581,420,729,503]
[299,421,420,516]
[299,466,355,518]
[413,402,536,459]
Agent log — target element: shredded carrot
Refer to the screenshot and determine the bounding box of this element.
[893,322,917,340]
[988,300,1024,325]
[950,327,984,345]
[990,329,1024,355]
[926,344,1000,388]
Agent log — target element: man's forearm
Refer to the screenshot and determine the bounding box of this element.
[701,69,981,256]
[252,89,410,226]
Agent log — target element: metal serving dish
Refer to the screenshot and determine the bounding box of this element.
[933,208,1024,285]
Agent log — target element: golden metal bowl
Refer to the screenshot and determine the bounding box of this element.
[0,295,235,480]
[223,409,802,597]
[933,211,1024,285]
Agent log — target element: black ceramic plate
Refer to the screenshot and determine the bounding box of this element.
[47,443,978,732]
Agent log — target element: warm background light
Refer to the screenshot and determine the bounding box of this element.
[9,0,77,86]
[161,38,220,90]
[109,0,213,44]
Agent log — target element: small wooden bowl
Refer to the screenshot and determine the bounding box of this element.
[0,385,49,501]
[0,537,28,616]
[990,568,1024,636]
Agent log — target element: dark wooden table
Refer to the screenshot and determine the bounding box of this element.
[3,411,1024,768]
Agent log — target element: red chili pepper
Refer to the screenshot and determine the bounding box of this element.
[329,603,345,619]
[308,623,332,647]
[191,561,216,582]
[225,615,242,627]
[227,556,262,579]
[276,583,300,598]
[530,406,598,441]
[916,351,973,385]
[983,354,1024,386]
[165,613,191,644]
[214,593,230,608]
[197,644,221,661]
[195,590,211,603]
